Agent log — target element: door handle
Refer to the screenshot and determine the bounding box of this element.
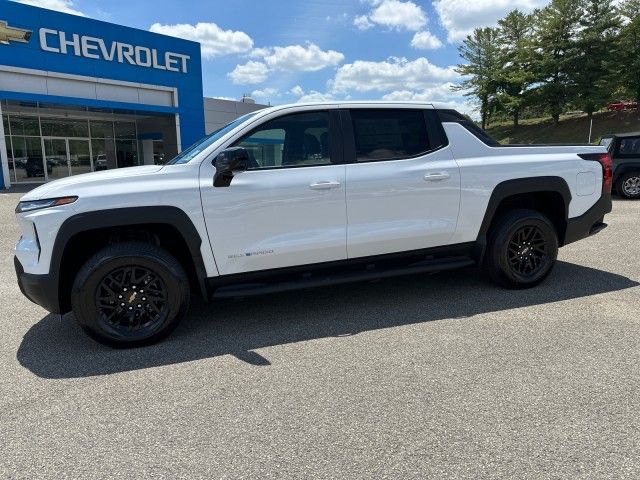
[309,181,341,190]
[424,172,451,182]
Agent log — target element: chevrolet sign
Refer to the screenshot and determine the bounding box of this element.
[0,20,32,45]
[39,28,191,73]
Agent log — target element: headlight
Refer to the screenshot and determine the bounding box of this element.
[15,196,78,214]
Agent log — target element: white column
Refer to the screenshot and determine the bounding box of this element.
[142,139,154,165]
[0,102,11,189]
[175,113,182,153]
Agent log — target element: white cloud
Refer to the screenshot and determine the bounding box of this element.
[383,88,476,117]
[381,83,457,102]
[331,57,459,93]
[228,61,269,85]
[149,22,253,59]
[433,0,546,43]
[262,44,345,72]
[356,0,427,32]
[248,47,271,59]
[251,88,278,99]
[327,57,466,114]
[354,15,374,30]
[297,91,336,103]
[230,43,344,85]
[290,85,305,97]
[15,0,85,16]
[411,31,443,50]
[292,84,473,117]
[369,0,427,31]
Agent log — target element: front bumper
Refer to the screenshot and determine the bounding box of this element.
[14,257,61,314]
[564,194,612,245]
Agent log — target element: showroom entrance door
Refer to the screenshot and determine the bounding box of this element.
[43,137,92,181]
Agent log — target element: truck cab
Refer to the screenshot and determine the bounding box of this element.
[600,133,640,198]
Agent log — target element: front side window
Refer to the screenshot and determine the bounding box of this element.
[233,111,332,169]
[351,109,430,162]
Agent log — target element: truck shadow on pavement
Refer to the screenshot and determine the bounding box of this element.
[17,261,639,379]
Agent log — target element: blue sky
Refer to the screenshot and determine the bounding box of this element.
[13,0,550,111]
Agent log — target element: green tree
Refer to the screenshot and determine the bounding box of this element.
[617,0,640,102]
[573,0,621,120]
[497,10,535,128]
[532,0,582,125]
[455,27,501,129]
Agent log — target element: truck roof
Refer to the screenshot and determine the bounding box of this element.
[601,132,640,139]
[259,101,456,112]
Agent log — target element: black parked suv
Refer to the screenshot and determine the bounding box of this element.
[600,133,640,199]
[24,157,53,178]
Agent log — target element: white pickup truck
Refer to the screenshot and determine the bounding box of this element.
[14,102,612,347]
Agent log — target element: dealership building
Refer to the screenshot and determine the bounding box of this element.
[0,1,264,189]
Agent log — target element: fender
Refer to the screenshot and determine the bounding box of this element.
[613,162,640,184]
[473,176,572,262]
[51,206,209,311]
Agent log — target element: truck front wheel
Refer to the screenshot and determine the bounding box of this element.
[71,242,190,348]
[485,209,559,289]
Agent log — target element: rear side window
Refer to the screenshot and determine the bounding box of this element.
[350,109,430,162]
[437,109,500,147]
[599,137,613,149]
[617,137,640,156]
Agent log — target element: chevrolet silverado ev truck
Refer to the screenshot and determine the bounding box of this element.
[14,103,613,347]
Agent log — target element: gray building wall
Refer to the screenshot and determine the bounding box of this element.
[203,98,267,134]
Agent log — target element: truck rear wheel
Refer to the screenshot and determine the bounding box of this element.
[71,242,190,348]
[617,172,640,199]
[485,209,558,288]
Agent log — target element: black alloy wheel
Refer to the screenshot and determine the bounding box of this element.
[95,265,169,337]
[72,242,190,348]
[485,209,559,288]
[507,225,549,279]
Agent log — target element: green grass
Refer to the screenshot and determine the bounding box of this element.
[486,110,640,144]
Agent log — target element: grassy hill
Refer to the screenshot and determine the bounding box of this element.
[486,110,640,145]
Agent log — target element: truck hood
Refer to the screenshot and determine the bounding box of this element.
[20,165,165,201]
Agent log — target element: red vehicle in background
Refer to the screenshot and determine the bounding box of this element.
[607,101,639,111]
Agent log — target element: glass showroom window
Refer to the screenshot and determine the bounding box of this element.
[12,136,46,182]
[2,111,141,183]
[114,122,139,168]
[40,117,90,138]
[90,120,117,171]
[3,114,14,182]
[3,114,45,183]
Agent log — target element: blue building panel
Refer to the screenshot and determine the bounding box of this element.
[0,0,205,147]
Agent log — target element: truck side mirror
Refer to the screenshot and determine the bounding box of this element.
[213,147,250,187]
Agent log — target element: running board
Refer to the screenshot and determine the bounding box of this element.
[212,257,475,299]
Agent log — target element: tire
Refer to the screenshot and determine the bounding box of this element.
[71,242,190,348]
[617,172,640,199]
[484,209,559,289]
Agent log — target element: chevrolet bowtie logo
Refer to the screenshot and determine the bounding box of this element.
[0,20,32,45]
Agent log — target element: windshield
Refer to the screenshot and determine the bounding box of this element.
[167,112,258,165]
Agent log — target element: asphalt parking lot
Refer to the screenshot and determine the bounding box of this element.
[0,190,639,480]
